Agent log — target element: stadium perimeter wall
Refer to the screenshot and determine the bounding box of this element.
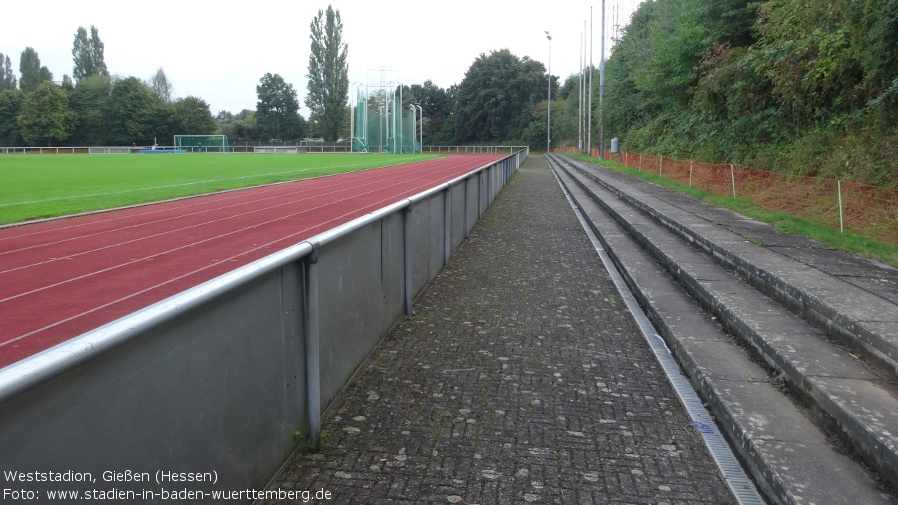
[0,149,527,501]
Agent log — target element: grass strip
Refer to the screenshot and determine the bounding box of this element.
[569,153,898,267]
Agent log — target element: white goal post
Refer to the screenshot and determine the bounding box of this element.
[173,135,230,153]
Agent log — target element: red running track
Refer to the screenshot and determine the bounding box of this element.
[0,154,505,369]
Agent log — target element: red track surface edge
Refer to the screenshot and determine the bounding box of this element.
[0,154,504,369]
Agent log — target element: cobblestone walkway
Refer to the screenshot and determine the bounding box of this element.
[264,155,736,504]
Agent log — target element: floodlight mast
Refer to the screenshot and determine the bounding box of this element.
[579,30,583,152]
[588,7,593,157]
[545,31,552,153]
[599,0,606,160]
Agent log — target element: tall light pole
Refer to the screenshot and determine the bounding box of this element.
[599,0,606,160]
[579,29,584,152]
[545,31,552,153]
[588,7,593,157]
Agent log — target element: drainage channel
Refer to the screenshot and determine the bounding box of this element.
[550,164,766,505]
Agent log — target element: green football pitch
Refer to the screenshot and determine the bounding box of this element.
[0,153,442,226]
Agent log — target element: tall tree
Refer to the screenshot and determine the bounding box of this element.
[72,25,108,82]
[846,0,898,116]
[256,72,305,140]
[17,81,75,146]
[69,74,112,146]
[149,67,174,104]
[0,53,17,91]
[109,76,159,144]
[453,49,547,143]
[19,47,53,93]
[169,96,217,134]
[215,110,235,124]
[305,5,348,142]
[219,109,256,142]
[0,89,25,146]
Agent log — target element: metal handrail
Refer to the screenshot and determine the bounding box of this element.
[0,153,522,402]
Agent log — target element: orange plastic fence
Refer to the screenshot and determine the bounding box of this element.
[552,149,898,246]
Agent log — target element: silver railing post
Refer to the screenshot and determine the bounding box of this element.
[463,178,470,238]
[443,188,452,267]
[304,246,321,451]
[403,207,414,315]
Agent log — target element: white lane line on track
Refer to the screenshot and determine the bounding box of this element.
[0,161,389,208]
[0,167,408,260]
[0,169,473,348]
[2,156,501,349]
[0,159,482,305]
[0,162,412,241]
[0,156,467,245]
[0,156,482,254]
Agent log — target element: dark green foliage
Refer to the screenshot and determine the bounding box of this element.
[169,96,217,135]
[521,100,549,149]
[845,0,898,119]
[0,89,25,145]
[109,77,160,145]
[17,81,75,146]
[218,109,256,142]
[18,47,53,93]
[71,25,108,82]
[400,80,455,144]
[453,49,547,144]
[532,73,586,150]
[753,0,861,127]
[68,74,112,146]
[560,0,898,185]
[305,5,348,142]
[699,0,756,47]
[3,28,276,146]
[149,67,174,104]
[256,73,305,141]
[0,54,17,91]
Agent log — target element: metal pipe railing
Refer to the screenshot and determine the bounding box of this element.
[0,149,527,497]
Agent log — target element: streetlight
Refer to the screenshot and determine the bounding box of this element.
[545,31,552,153]
[599,0,606,160]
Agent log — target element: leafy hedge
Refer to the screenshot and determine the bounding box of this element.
[558,0,898,187]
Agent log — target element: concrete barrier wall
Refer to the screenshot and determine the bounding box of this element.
[0,149,526,502]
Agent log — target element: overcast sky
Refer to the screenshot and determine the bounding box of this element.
[1,1,641,116]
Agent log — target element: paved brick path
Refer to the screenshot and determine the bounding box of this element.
[264,155,736,504]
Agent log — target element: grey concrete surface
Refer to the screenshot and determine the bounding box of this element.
[568,159,898,375]
[261,156,738,504]
[550,153,897,505]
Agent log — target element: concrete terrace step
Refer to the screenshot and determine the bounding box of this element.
[567,157,898,376]
[547,153,898,505]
